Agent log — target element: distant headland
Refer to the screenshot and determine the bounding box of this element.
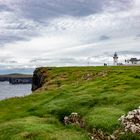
[0,73,32,84]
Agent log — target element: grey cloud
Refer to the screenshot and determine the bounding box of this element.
[0,35,28,46]
[0,56,18,64]
[5,0,133,21]
[30,58,52,63]
[30,57,77,63]
[20,0,101,20]
[0,0,135,46]
[0,60,17,63]
[30,57,84,66]
[0,16,42,46]
[99,35,110,41]
[136,34,140,37]
[0,4,12,12]
[57,58,77,63]
[118,51,140,56]
[107,0,134,11]
[4,23,38,31]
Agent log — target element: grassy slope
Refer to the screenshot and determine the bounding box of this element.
[0,66,140,140]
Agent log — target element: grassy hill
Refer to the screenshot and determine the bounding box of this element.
[0,66,140,140]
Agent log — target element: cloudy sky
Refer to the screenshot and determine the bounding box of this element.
[0,0,140,72]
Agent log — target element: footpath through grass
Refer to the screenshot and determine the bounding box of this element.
[0,66,140,140]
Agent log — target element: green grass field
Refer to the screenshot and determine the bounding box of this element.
[0,66,140,140]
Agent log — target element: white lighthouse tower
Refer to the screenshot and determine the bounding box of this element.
[113,52,118,66]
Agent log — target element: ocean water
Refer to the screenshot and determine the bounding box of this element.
[0,82,31,100]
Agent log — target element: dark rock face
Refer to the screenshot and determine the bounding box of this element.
[0,77,9,82]
[9,77,32,84]
[31,68,46,91]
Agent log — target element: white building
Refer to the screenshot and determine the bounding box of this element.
[113,52,118,66]
[125,58,140,65]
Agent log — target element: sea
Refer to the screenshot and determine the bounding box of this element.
[0,82,31,100]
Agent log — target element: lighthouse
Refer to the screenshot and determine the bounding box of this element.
[113,52,118,66]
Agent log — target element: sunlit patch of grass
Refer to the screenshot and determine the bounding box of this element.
[85,107,124,132]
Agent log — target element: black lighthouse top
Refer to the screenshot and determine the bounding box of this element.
[113,52,118,59]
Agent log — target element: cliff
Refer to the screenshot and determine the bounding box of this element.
[31,66,105,91]
[32,67,48,91]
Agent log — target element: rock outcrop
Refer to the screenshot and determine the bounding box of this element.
[32,67,47,91]
[64,112,85,128]
[119,107,140,134]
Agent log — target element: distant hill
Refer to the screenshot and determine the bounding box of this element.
[0,73,32,80]
[0,73,32,84]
